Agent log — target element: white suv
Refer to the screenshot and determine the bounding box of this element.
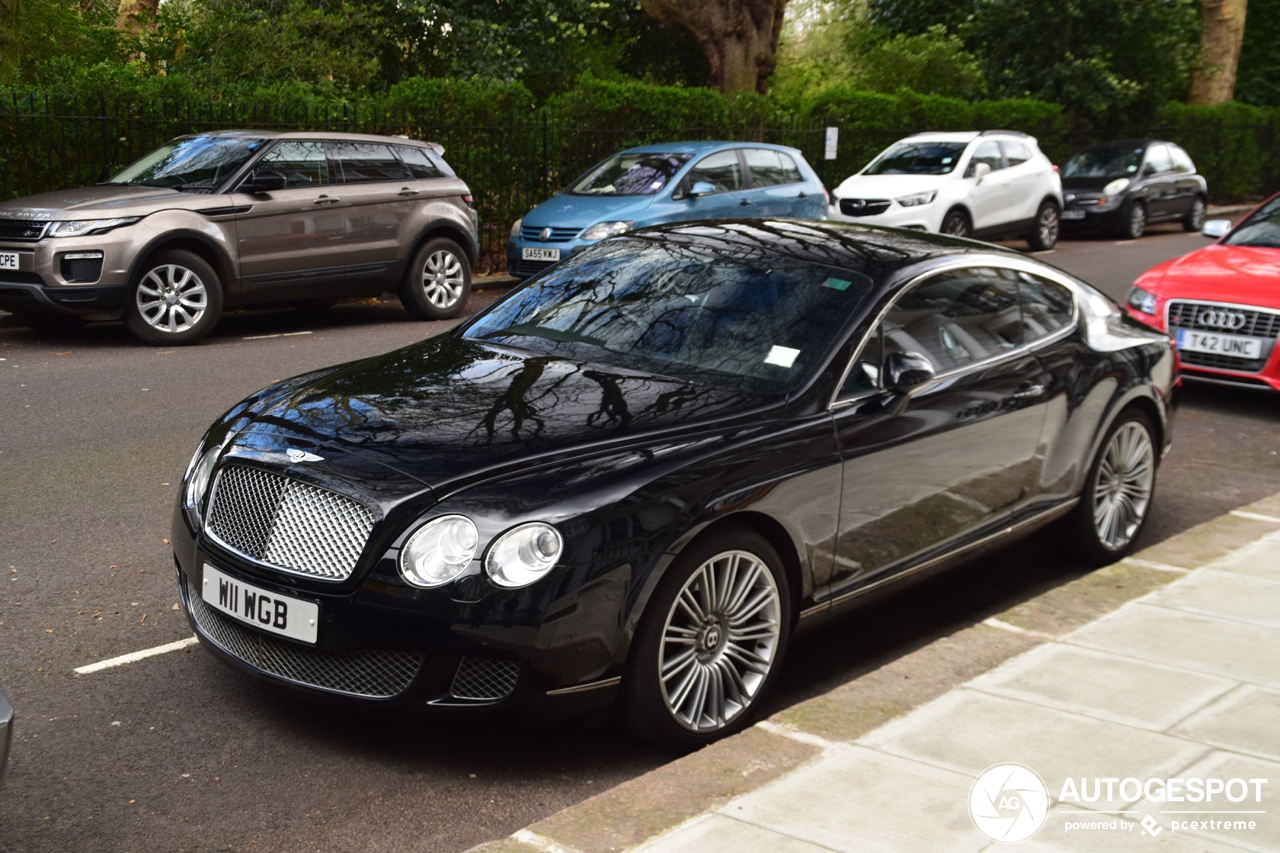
[829,131,1063,250]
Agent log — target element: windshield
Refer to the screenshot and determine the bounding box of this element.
[462,240,874,394]
[1063,147,1143,179]
[567,153,692,196]
[1222,196,1280,249]
[864,142,966,176]
[109,136,267,192]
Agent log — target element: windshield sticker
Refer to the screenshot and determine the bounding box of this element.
[765,345,800,368]
[824,278,853,291]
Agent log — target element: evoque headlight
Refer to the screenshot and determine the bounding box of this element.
[399,515,479,588]
[581,221,634,240]
[485,522,563,588]
[49,217,141,237]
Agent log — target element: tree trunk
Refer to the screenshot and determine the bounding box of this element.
[0,0,21,77]
[641,0,788,94]
[116,0,159,31]
[1189,0,1248,104]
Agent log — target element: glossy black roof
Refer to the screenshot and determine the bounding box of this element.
[620,218,1021,286]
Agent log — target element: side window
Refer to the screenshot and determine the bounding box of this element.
[684,150,743,195]
[397,146,442,179]
[256,141,327,188]
[1170,145,1195,174]
[328,142,407,184]
[881,268,1023,372]
[1143,144,1173,176]
[965,140,1004,177]
[1018,272,1074,340]
[1001,140,1032,166]
[779,152,802,184]
[747,147,783,188]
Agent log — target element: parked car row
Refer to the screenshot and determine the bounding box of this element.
[0,128,1212,345]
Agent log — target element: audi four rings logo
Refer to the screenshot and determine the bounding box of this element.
[1198,309,1248,331]
[539,227,552,242]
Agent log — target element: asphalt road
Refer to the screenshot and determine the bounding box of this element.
[2,224,1279,853]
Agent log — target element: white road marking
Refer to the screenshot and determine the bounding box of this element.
[243,331,313,340]
[756,720,838,750]
[1121,557,1191,574]
[1230,509,1280,523]
[74,635,199,674]
[511,829,583,853]
[982,617,1054,639]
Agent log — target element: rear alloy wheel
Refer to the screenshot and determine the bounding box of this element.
[399,237,471,320]
[1064,409,1158,565]
[1027,200,1060,250]
[124,249,223,346]
[621,529,790,750]
[941,209,971,239]
[1184,197,1207,232]
[1119,202,1146,240]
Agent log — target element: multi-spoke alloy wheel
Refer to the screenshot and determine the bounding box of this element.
[1091,421,1155,551]
[658,550,782,733]
[400,237,472,320]
[421,250,466,310]
[124,250,223,346]
[1029,202,1059,250]
[136,264,208,334]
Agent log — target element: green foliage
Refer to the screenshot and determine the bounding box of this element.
[1154,101,1280,199]
[1237,0,1280,107]
[7,0,122,85]
[857,27,984,99]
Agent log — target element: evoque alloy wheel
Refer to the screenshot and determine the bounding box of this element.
[622,529,790,749]
[399,237,472,320]
[124,249,223,346]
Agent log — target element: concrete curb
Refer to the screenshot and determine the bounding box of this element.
[468,493,1280,853]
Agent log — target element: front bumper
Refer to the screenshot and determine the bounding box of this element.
[0,231,137,318]
[1061,202,1125,229]
[1125,304,1280,392]
[505,238,593,278]
[826,201,936,231]
[171,500,627,717]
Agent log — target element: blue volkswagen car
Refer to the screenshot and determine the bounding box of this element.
[507,141,828,277]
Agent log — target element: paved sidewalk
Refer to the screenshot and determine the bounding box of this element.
[474,493,1280,853]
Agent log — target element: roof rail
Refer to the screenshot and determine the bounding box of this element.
[979,129,1029,137]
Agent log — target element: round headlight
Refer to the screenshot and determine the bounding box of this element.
[1103,177,1131,197]
[485,522,563,588]
[399,515,479,588]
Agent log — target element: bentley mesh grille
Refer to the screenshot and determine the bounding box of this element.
[450,657,520,700]
[187,582,423,698]
[206,465,375,580]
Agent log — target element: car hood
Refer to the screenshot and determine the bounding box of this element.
[0,185,209,220]
[522,193,659,230]
[233,334,779,496]
[1145,244,1280,310]
[833,173,946,199]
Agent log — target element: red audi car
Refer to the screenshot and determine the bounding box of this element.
[1126,192,1280,391]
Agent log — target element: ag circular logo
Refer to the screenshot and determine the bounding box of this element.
[969,763,1050,843]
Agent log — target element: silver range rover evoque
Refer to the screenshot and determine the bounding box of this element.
[0,130,480,344]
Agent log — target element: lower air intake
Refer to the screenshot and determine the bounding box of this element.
[450,657,520,701]
[187,582,423,698]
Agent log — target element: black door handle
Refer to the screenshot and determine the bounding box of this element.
[798,192,808,199]
[740,199,752,206]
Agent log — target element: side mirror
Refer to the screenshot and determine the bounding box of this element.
[884,351,936,396]
[972,162,992,182]
[240,169,286,194]
[1202,219,1232,240]
[1142,163,1157,178]
[689,181,717,198]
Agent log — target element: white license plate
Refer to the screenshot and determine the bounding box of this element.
[201,563,319,644]
[1177,329,1265,359]
[0,252,18,271]
[522,247,560,262]
[1061,210,1086,220]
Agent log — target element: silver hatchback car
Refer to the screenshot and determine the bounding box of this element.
[0,131,479,344]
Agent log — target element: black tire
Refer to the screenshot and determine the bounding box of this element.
[1117,201,1146,240]
[1183,196,1207,232]
[1027,200,1060,250]
[398,237,471,320]
[1060,408,1159,566]
[123,249,223,346]
[619,527,792,751]
[289,298,339,318]
[941,209,971,239]
[11,312,87,334]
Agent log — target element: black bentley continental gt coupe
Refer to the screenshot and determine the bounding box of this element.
[173,219,1175,749]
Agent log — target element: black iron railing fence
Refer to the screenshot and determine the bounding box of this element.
[1,93,1275,270]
